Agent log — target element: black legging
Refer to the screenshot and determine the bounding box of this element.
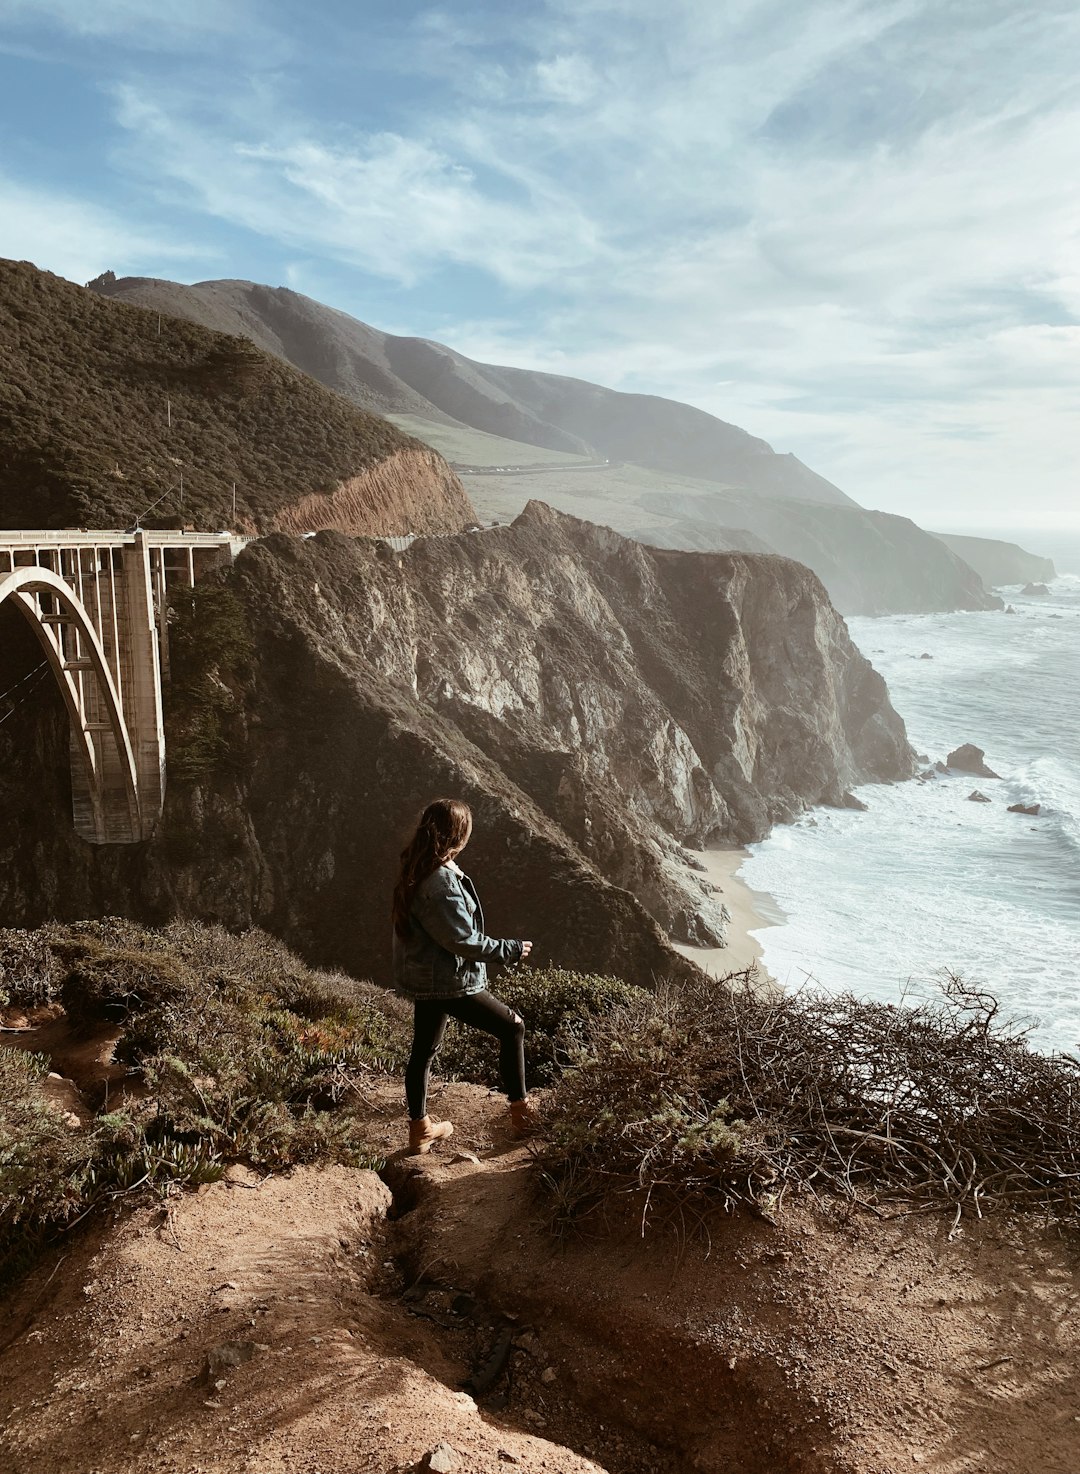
[406,989,526,1120]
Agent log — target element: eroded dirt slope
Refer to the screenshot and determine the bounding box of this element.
[3,1081,1079,1474]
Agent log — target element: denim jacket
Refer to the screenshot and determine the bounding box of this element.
[392,862,524,1001]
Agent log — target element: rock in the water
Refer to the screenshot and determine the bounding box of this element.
[934,760,948,773]
[1008,802,1041,816]
[967,790,991,803]
[919,652,933,660]
[422,1445,459,1474]
[839,791,869,811]
[1021,582,1050,595]
[947,744,1001,779]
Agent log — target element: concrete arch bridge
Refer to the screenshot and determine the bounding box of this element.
[0,530,241,843]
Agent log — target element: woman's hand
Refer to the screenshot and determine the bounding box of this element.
[521,941,533,959]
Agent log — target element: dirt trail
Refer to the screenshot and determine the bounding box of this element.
[0,1153,608,1474]
[2,1078,1080,1474]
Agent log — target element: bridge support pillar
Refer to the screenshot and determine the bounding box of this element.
[120,531,166,837]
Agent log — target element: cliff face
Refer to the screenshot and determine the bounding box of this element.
[0,259,473,536]
[933,532,1056,589]
[0,505,912,980]
[267,446,473,538]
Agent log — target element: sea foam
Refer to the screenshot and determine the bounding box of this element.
[741,574,1080,1055]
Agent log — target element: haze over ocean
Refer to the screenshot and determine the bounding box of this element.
[742,561,1080,1055]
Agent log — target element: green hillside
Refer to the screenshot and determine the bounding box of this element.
[0,260,461,533]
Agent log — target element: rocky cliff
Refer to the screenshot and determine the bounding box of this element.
[1,259,473,536]
[933,532,1056,588]
[0,504,913,981]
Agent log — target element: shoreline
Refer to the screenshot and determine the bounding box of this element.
[673,845,786,985]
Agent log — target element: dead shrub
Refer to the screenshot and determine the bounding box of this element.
[541,971,1080,1233]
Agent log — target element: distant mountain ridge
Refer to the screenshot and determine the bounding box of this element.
[88,273,855,508]
[933,533,1056,588]
[84,271,1009,617]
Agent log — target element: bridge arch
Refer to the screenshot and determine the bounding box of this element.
[0,563,141,840]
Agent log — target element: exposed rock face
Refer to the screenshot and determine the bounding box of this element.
[934,533,1056,588]
[0,504,913,981]
[267,446,473,538]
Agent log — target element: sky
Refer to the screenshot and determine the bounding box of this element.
[0,0,1078,533]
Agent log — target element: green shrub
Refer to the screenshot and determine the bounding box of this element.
[0,1048,90,1238]
[165,582,254,780]
[0,920,409,1283]
[49,921,409,1167]
[60,947,193,1031]
[439,967,645,1089]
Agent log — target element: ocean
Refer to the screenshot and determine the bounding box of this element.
[741,530,1080,1056]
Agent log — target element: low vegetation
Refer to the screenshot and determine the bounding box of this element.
[7,915,1075,1283]
[539,971,1080,1234]
[0,926,638,1283]
[0,920,407,1283]
[0,258,418,530]
[438,967,645,1089]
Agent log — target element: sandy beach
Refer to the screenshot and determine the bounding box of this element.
[674,846,786,985]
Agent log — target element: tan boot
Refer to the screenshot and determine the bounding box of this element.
[509,1099,539,1139]
[409,1116,454,1154]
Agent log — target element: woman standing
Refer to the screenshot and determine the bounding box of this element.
[392,797,535,1153]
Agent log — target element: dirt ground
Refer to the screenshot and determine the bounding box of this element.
[3,1073,1080,1474]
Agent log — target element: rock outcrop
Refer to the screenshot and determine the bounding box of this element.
[947,744,1001,778]
[0,504,913,982]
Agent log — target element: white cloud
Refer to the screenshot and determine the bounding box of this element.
[0,171,216,282]
[12,0,1078,528]
[534,54,599,105]
[110,85,611,290]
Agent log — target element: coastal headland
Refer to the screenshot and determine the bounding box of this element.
[3,262,1079,1474]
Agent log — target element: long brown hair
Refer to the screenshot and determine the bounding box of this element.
[392,798,473,937]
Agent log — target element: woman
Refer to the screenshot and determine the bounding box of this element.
[392,797,535,1153]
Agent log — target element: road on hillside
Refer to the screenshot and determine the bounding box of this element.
[451,458,618,476]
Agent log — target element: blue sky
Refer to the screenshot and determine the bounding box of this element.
[1,0,1078,532]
